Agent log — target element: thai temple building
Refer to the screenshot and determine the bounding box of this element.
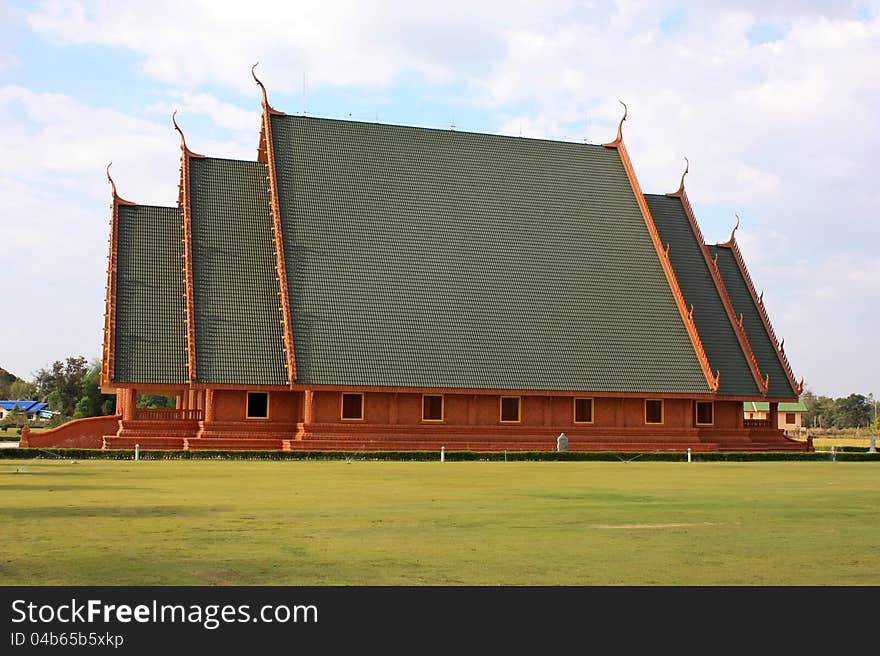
[24,70,807,452]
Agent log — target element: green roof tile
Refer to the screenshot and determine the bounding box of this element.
[709,245,798,399]
[647,194,760,397]
[113,204,187,384]
[188,157,287,385]
[270,115,711,392]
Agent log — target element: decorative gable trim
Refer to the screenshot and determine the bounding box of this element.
[253,65,297,385]
[604,105,719,393]
[173,111,205,384]
[101,163,136,387]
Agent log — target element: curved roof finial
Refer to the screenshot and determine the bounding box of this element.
[172,109,188,152]
[105,160,134,205]
[676,156,689,195]
[614,100,627,142]
[729,213,741,243]
[252,62,270,109]
[603,100,627,147]
[106,161,118,198]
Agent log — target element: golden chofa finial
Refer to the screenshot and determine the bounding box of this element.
[252,62,269,109]
[106,161,118,198]
[729,213,741,243]
[251,62,283,115]
[106,161,134,205]
[603,100,627,147]
[172,110,205,158]
[676,156,689,195]
[172,109,187,152]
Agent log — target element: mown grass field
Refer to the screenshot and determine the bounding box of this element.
[1,459,878,585]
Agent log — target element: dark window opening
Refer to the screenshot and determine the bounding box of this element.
[574,398,594,424]
[696,401,714,425]
[500,396,521,423]
[342,393,364,420]
[785,412,796,424]
[645,399,664,425]
[246,392,269,419]
[422,395,443,421]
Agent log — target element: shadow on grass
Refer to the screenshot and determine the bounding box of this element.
[0,505,224,519]
[0,485,148,494]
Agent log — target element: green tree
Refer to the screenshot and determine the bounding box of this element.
[72,361,116,419]
[802,391,836,429]
[834,394,872,428]
[0,405,26,430]
[33,356,89,417]
[0,366,18,398]
[7,379,37,400]
[136,395,175,409]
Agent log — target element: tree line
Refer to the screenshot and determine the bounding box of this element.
[801,391,879,430]
[0,357,173,430]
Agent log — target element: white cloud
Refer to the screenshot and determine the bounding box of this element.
[147,92,260,134]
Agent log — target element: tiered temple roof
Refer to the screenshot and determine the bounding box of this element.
[102,81,800,400]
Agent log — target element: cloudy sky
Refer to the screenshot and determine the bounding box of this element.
[1,0,877,398]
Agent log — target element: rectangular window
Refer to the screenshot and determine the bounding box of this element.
[574,398,594,424]
[785,412,796,424]
[422,394,444,422]
[246,392,269,419]
[341,393,364,421]
[500,396,521,423]
[696,401,714,426]
[645,399,664,425]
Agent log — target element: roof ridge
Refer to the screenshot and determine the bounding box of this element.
[275,113,606,148]
[199,155,265,166]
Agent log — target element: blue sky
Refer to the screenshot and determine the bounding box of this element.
[1,0,878,398]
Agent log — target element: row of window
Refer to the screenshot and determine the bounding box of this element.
[246,392,718,426]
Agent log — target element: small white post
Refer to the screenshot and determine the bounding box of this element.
[440,446,445,462]
[135,443,140,461]
[687,447,692,463]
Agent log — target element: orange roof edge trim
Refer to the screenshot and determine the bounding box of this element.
[255,71,297,385]
[177,138,198,382]
[604,121,719,393]
[100,163,132,387]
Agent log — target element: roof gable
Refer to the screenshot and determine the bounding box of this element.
[113,204,188,384]
[269,115,711,392]
[187,157,287,385]
[709,245,798,399]
[647,194,761,396]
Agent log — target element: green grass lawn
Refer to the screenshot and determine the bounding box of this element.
[1,459,878,585]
